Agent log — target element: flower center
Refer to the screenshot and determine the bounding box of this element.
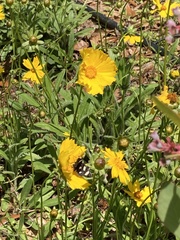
[31,68,35,73]
[161,5,166,11]
[134,191,143,199]
[85,66,97,79]
[167,93,178,104]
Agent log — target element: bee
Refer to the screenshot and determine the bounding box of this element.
[73,158,92,178]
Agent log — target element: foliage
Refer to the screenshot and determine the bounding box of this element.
[0,0,180,239]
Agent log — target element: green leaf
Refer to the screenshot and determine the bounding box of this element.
[37,197,59,207]
[19,93,40,107]
[0,150,8,160]
[153,97,180,128]
[20,177,33,205]
[158,182,180,238]
[34,122,69,136]
[33,161,51,174]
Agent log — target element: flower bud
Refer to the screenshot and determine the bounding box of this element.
[174,166,180,178]
[21,0,27,3]
[165,125,173,135]
[39,110,46,118]
[154,202,158,209]
[44,0,51,7]
[6,0,14,6]
[94,158,105,170]
[93,145,100,153]
[119,137,129,148]
[50,208,58,218]
[105,107,111,113]
[29,36,38,45]
[6,21,12,27]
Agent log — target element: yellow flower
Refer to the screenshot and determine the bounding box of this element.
[102,147,130,185]
[124,35,141,45]
[151,0,180,18]
[157,85,170,104]
[124,180,152,207]
[76,48,117,95]
[22,56,45,84]
[151,85,172,113]
[58,138,90,190]
[0,5,5,20]
[170,69,179,78]
[0,65,4,74]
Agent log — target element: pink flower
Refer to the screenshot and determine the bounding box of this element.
[165,34,174,43]
[148,132,164,152]
[173,7,180,17]
[166,8,180,43]
[167,19,178,35]
[148,132,180,155]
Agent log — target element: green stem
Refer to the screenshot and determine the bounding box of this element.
[70,86,83,138]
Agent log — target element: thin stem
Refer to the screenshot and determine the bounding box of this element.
[70,86,83,138]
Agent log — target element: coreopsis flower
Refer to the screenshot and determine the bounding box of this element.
[170,69,180,78]
[22,56,45,84]
[102,148,130,185]
[76,48,117,95]
[151,0,180,18]
[0,5,5,20]
[124,180,152,207]
[124,35,141,45]
[152,85,170,111]
[157,85,170,104]
[151,85,178,113]
[58,138,90,190]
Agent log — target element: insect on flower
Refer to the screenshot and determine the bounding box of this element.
[73,158,92,178]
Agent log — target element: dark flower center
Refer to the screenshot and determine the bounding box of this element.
[134,191,143,199]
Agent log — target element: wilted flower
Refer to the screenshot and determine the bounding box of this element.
[22,56,45,84]
[124,180,152,207]
[151,0,180,18]
[58,138,90,190]
[102,148,130,185]
[76,48,117,95]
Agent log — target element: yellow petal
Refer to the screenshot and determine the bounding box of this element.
[65,172,90,190]
[124,36,130,43]
[32,56,40,68]
[153,0,161,8]
[23,59,32,70]
[119,170,130,185]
